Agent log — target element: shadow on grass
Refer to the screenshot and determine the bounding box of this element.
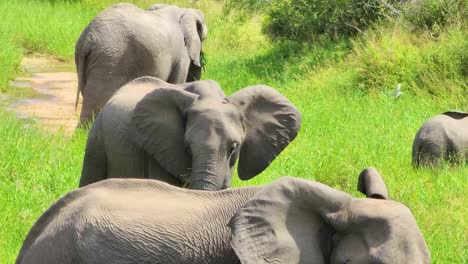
[207,39,351,92]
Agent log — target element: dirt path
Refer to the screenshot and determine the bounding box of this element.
[5,56,82,136]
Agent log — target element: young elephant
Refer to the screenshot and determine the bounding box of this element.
[75,3,208,126]
[17,168,430,264]
[412,111,468,167]
[80,77,301,190]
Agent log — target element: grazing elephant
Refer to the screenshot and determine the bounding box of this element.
[412,111,468,167]
[75,3,208,126]
[17,168,430,264]
[79,76,301,190]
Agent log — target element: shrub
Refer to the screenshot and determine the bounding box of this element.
[224,0,401,41]
[402,0,467,31]
[348,26,467,97]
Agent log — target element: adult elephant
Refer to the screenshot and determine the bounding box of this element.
[75,3,207,126]
[79,77,301,190]
[412,111,468,167]
[17,168,430,264]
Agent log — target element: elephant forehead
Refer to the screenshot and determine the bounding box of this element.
[189,102,242,126]
[351,198,412,219]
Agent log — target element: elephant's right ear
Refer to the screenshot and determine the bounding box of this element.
[180,9,207,67]
[357,167,389,200]
[229,176,352,264]
[228,85,302,180]
[130,88,198,182]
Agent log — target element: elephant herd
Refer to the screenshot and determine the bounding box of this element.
[15,3,467,264]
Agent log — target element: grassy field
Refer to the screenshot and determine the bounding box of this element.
[0,0,467,263]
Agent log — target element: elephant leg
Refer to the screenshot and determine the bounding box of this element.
[167,60,190,84]
[80,116,107,187]
[79,97,98,128]
[147,155,182,187]
[78,79,118,128]
[446,141,466,165]
[418,142,443,167]
[79,83,103,128]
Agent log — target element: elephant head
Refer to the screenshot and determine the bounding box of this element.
[130,79,301,190]
[229,168,430,263]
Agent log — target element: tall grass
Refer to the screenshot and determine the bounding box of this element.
[0,0,467,263]
[0,111,87,259]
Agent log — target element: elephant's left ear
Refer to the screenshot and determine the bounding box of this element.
[228,85,302,180]
[180,9,207,67]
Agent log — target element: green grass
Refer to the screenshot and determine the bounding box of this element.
[0,0,467,263]
[0,111,87,259]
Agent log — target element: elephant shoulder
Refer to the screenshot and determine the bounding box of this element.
[92,3,146,28]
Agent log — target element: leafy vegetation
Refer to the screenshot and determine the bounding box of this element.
[0,0,467,263]
[402,0,467,30]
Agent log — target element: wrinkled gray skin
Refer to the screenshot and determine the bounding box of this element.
[412,111,468,167]
[17,169,430,264]
[80,76,301,190]
[75,3,208,126]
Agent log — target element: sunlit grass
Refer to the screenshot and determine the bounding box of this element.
[0,0,466,263]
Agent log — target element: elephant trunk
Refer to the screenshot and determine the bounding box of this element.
[189,151,226,191]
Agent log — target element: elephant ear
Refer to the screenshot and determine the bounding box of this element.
[130,87,198,182]
[229,176,352,264]
[228,85,302,180]
[357,167,389,200]
[442,110,468,120]
[180,9,207,67]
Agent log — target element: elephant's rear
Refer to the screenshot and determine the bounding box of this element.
[75,3,174,125]
[412,114,458,167]
[16,190,87,264]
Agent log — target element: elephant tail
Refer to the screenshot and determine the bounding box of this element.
[79,115,107,187]
[75,79,81,111]
[74,33,90,112]
[412,139,422,167]
[75,52,87,111]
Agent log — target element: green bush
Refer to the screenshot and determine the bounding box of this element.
[225,0,400,41]
[348,26,468,97]
[402,0,467,31]
[267,0,396,40]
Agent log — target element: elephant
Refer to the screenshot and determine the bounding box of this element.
[412,111,468,167]
[16,168,430,264]
[79,76,301,190]
[75,3,208,126]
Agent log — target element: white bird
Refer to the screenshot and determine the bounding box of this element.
[392,83,403,99]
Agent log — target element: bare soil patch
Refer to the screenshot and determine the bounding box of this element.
[4,56,81,136]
